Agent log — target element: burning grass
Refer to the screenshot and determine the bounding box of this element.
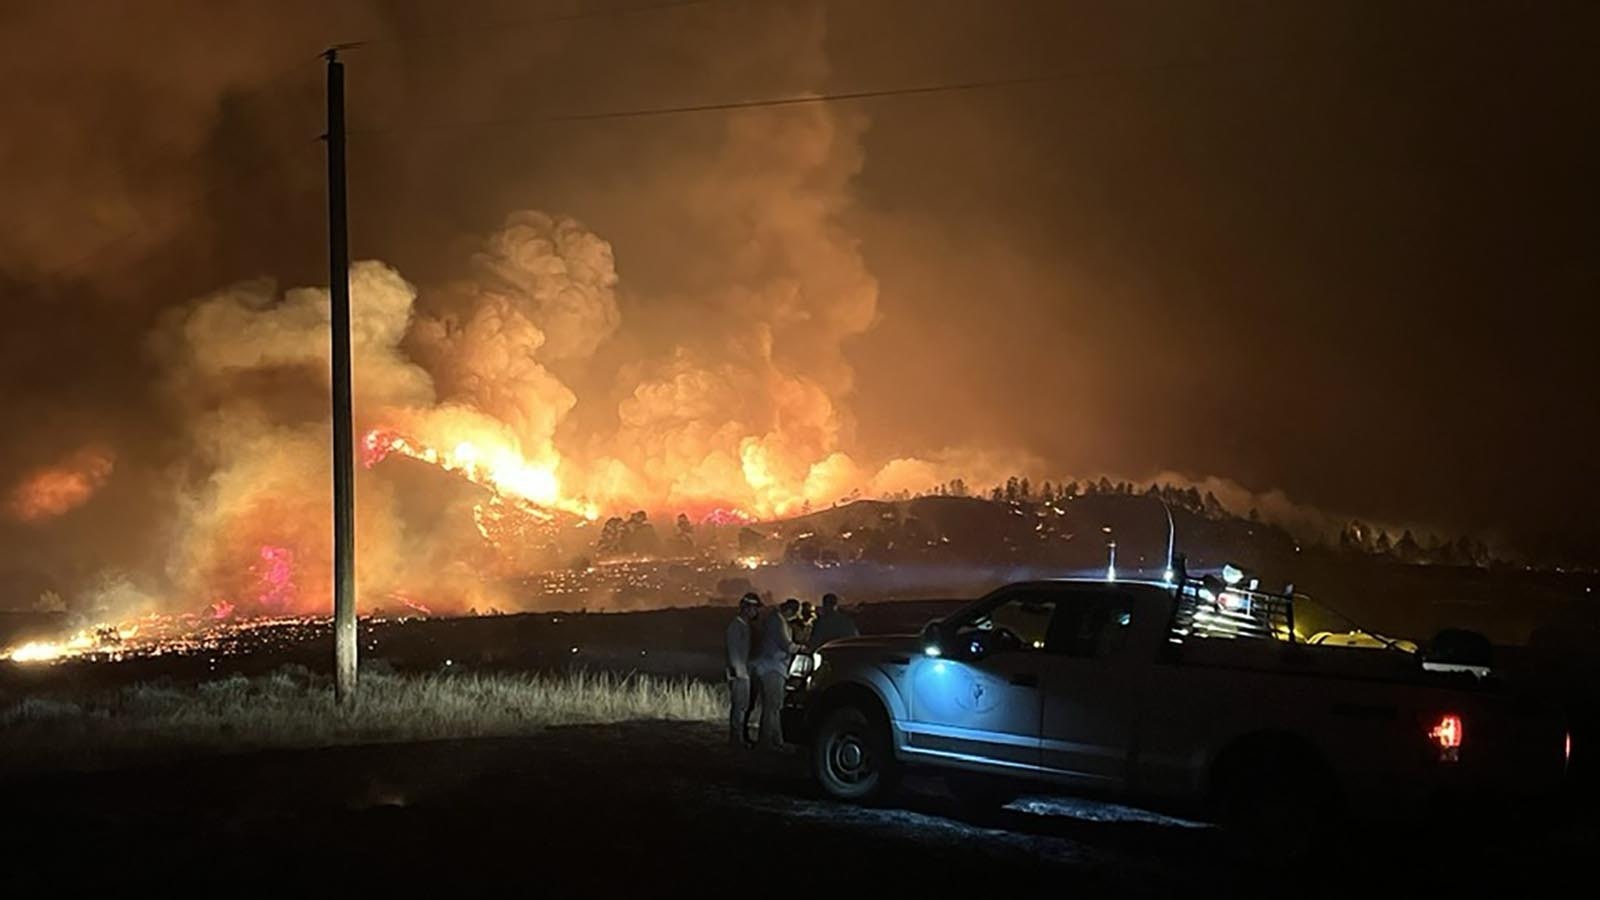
[0,666,721,772]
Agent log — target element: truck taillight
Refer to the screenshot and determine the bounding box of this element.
[1429,714,1463,762]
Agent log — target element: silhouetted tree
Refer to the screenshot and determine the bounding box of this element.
[1062,480,1080,499]
[1395,529,1421,562]
[1203,491,1226,519]
[598,516,626,554]
[1374,530,1393,555]
[1019,477,1032,501]
[949,477,968,498]
[989,486,1004,502]
[1424,533,1458,565]
[1097,477,1114,495]
[1040,481,1055,504]
[1248,507,1261,524]
[1004,477,1021,503]
[1455,536,1488,567]
[622,510,661,555]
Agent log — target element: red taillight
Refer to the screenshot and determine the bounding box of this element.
[1429,714,1463,761]
[1565,732,1572,765]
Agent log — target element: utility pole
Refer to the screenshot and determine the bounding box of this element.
[324,47,357,702]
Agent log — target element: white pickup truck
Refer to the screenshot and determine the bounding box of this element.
[783,576,1570,853]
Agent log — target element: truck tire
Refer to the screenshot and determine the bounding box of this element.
[812,704,900,803]
[1215,742,1337,864]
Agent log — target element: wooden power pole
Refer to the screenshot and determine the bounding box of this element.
[325,48,358,702]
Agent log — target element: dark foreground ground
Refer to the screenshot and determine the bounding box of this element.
[3,720,1592,896]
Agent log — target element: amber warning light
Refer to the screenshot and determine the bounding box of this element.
[1429,714,1463,762]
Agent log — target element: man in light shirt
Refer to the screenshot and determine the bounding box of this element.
[725,592,762,748]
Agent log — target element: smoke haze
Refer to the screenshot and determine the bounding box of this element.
[0,1,1594,613]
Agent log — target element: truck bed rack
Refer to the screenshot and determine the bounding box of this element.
[1169,578,1295,644]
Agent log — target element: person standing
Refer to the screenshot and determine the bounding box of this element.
[725,592,761,748]
[751,598,801,750]
[808,592,859,648]
[793,601,816,648]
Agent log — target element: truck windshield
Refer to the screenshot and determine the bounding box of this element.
[952,588,1133,658]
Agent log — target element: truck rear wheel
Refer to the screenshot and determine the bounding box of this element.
[812,704,899,803]
[1215,742,1337,863]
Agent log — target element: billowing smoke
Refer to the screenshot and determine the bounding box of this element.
[152,262,457,617]
[116,37,1000,617]
[592,111,874,515]
[0,3,1039,619]
[8,1,1551,623]
[409,210,620,471]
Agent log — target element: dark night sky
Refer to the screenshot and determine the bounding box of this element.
[0,0,1595,598]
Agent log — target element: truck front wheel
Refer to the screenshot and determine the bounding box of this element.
[812,704,900,803]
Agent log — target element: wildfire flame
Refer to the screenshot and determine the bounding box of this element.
[363,428,598,521]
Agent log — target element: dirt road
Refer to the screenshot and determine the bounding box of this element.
[2,721,1588,895]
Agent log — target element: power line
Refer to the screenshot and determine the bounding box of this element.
[343,70,1102,138]
[340,49,1320,138]
[343,0,728,51]
[344,34,1594,139]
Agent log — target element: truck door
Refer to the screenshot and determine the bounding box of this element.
[904,588,1050,772]
[1036,587,1137,786]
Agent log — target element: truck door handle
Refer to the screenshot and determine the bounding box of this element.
[1009,673,1039,688]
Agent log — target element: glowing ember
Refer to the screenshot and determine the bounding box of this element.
[2,614,349,665]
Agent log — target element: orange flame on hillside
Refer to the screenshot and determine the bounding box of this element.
[362,428,599,521]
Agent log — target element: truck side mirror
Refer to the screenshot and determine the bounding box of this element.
[920,620,948,658]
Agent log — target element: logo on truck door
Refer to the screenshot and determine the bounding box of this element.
[953,671,1002,714]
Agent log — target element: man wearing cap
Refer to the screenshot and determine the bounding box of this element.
[751,597,802,750]
[725,592,762,748]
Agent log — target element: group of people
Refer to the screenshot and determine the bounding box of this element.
[724,591,859,750]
